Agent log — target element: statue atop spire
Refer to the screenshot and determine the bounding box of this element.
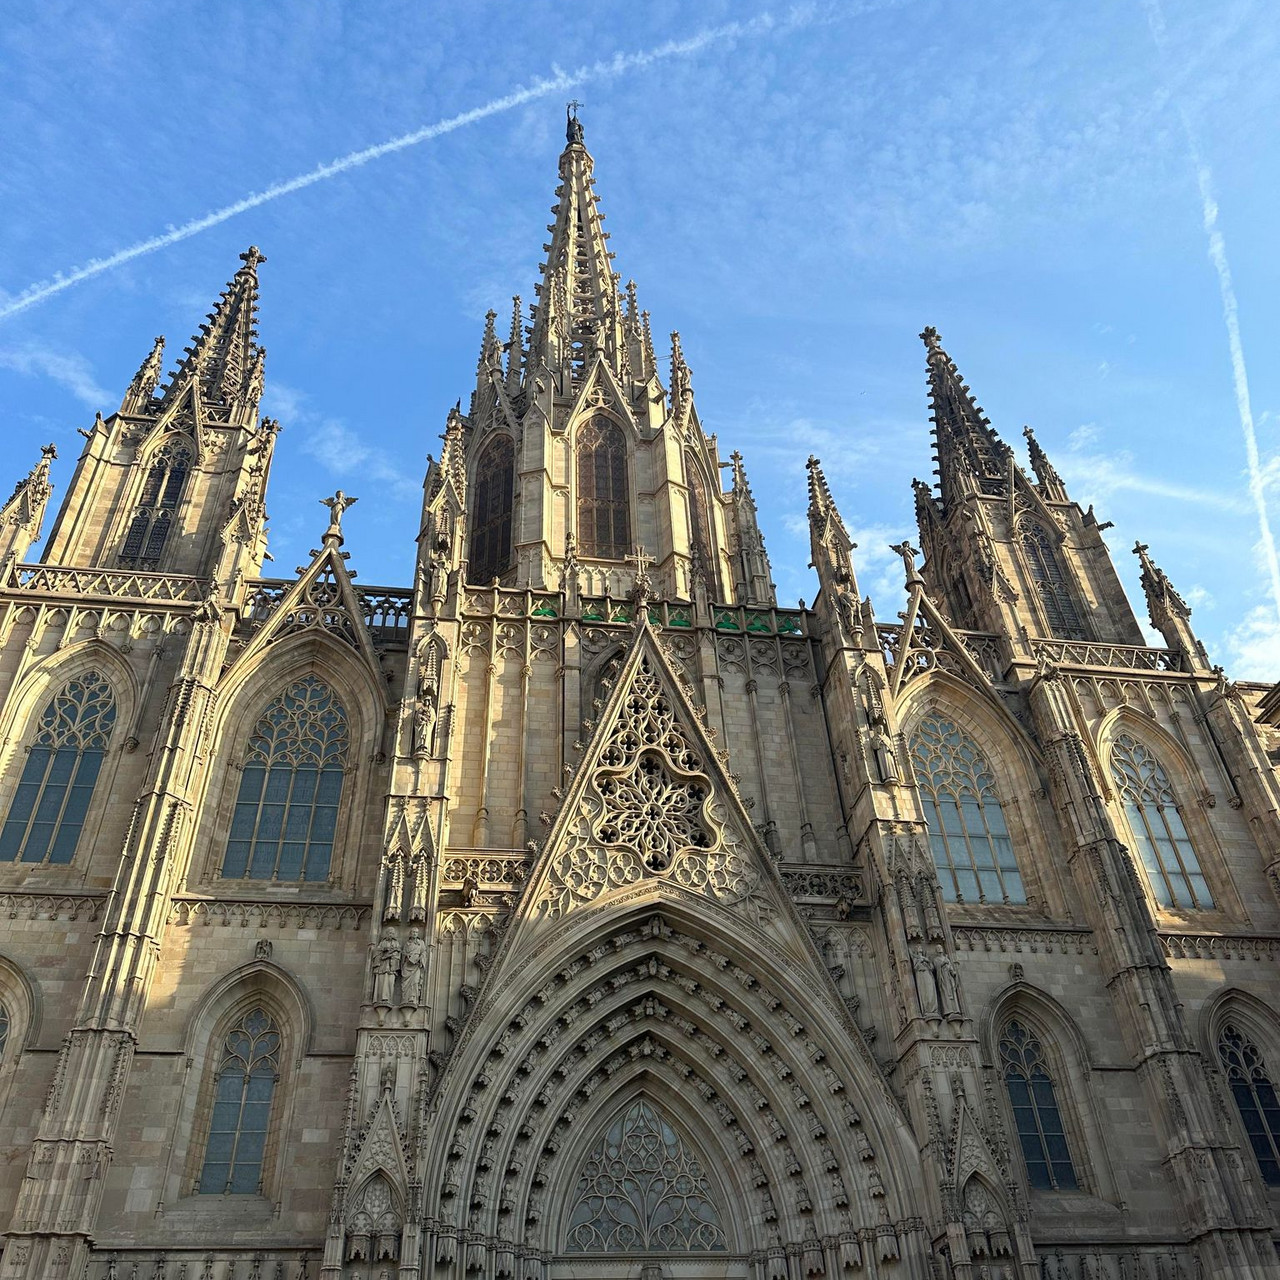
[320,490,358,545]
[566,100,585,146]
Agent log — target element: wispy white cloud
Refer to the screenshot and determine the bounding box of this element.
[0,344,111,408]
[1141,0,1280,631]
[1223,604,1280,681]
[1057,447,1247,514]
[0,10,817,323]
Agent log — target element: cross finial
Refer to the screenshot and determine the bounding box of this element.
[320,490,358,544]
[627,544,656,614]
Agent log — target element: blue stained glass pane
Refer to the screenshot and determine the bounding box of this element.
[247,839,278,880]
[288,768,317,806]
[315,768,343,804]
[310,804,338,842]
[954,869,979,901]
[256,804,285,842]
[229,803,258,841]
[237,765,266,804]
[302,844,332,881]
[276,843,305,881]
[262,768,292,803]
[222,841,250,878]
[281,802,312,843]
[21,822,56,863]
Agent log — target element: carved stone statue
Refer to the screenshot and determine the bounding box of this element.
[912,946,940,1018]
[933,946,962,1019]
[400,927,427,1008]
[372,927,401,1006]
[870,727,899,784]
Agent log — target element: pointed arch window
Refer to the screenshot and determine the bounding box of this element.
[1217,1021,1280,1186]
[577,416,630,559]
[1110,732,1212,909]
[1020,521,1085,640]
[221,676,348,882]
[1000,1019,1078,1191]
[0,671,116,864]
[120,441,191,567]
[565,1099,727,1252]
[0,1002,8,1062]
[909,713,1024,904]
[468,434,515,585]
[197,1007,280,1195]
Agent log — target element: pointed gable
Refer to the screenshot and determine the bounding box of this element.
[518,619,782,925]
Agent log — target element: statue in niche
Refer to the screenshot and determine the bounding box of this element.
[870,726,899,784]
[933,946,962,1019]
[911,946,940,1018]
[400,927,427,1008]
[372,926,401,1006]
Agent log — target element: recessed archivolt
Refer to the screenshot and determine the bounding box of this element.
[424,914,921,1270]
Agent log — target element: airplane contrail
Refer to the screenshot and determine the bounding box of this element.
[1141,0,1280,626]
[0,11,795,323]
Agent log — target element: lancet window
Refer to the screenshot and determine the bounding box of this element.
[468,434,515,585]
[120,441,191,567]
[0,1003,8,1062]
[197,1007,281,1195]
[1217,1021,1280,1186]
[0,671,116,865]
[908,713,1025,904]
[577,416,630,559]
[221,676,348,882]
[1020,520,1085,639]
[999,1019,1078,1191]
[565,1099,727,1252]
[1109,732,1212,910]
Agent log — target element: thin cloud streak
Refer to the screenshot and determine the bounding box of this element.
[1142,0,1280,626]
[0,12,801,323]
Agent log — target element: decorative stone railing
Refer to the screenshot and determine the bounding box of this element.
[242,578,413,644]
[1036,1245,1197,1279]
[9,563,206,603]
[441,853,530,891]
[1033,639,1184,672]
[780,865,866,904]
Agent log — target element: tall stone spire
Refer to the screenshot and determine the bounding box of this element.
[727,451,776,606]
[526,108,625,391]
[0,442,56,567]
[120,336,166,416]
[921,326,1011,511]
[159,245,266,427]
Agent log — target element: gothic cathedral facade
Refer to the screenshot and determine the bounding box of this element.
[0,114,1278,1280]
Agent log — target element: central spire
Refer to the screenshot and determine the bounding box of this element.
[525,108,636,393]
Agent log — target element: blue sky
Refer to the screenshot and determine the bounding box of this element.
[2,1,1278,676]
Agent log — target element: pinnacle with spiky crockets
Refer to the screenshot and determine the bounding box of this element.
[156,245,267,428]
[921,325,1012,511]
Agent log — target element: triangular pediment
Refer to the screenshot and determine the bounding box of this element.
[568,353,637,433]
[233,542,382,680]
[501,621,827,961]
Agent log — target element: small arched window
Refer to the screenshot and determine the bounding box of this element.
[909,713,1025,904]
[221,676,349,882]
[468,435,515,585]
[1000,1019,1078,1191]
[1217,1021,1280,1186]
[0,671,116,864]
[197,1007,281,1195]
[1020,521,1085,640]
[120,441,191,567]
[1110,732,1211,910]
[686,456,719,596]
[577,416,630,559]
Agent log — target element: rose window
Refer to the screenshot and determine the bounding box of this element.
[597,751,711,872]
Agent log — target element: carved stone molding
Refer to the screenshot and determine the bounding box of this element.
[951,925,1097,956]
[169,896,372,930]
[0,891,105,921]
[1161,933,1280,963]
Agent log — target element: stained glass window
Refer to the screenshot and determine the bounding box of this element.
[1218,1022,1280,1186]
[565,1099,727,1252]
[1000,1019,1078,1191]
[1020,521,1085,640]
[468,434,515,585]
[1110,733,1212,910]
[221,677,348,882]
[197,1007,280,1195]
[577,416,630,559]
[909,714,1025,904]
[0,1003,9,1061]
[120,442,191,567]
[0,672,116,864]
